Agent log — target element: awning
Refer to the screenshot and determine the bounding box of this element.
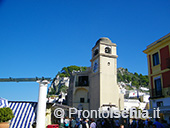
[0,98,9,108]
[9,101,37,128]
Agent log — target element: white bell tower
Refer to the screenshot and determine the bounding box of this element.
[90,37,121,110]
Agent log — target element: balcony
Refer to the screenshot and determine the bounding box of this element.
[150,89,164,99]
[166,57,170,69]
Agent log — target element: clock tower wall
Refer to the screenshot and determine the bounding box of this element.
[99,55,119,107]
[89,37,123,111]
[89,72,100,110]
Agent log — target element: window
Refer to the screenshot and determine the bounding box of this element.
[157,101,163,107]
[93,49,99,57]
[78,76,89,86]
[153,52,159,66]
[87,99,90,103]
[80,98,84,103]
[93,59,98,73]
[105,47,111,54]
[167,57,170,69]
[154,78,162,96]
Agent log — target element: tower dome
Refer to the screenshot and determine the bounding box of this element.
[95,37,112,45]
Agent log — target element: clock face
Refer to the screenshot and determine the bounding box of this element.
[93,59,98,73]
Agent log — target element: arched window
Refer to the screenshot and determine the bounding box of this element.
[93,49,99,57]
[105,47,111,54]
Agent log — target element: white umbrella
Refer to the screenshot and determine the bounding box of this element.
[0,98,9,108]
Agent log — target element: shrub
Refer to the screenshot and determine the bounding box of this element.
[0,107,14,122]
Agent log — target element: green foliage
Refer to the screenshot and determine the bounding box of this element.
[127,76,131,83]
[58,65,87,77]
[132,81,139,89]
[48,65,87,96]
[117,74,123,82]
[125,85,133,90]
[132,76,138,81]
[134,72,139,76]
[123,75,127,81]
[140,75,149,87]
[51,66,149,95]
[48,88,56,95]
[59,85,68,93]
[117,67,149,88]
[0,107,14,122]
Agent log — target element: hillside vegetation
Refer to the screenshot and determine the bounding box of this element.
[48,66,149,96]
[117,67,149,88]
[58,65,87,77]
[57,66,149,88]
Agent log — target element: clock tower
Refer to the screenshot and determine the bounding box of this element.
[89,37,122,110]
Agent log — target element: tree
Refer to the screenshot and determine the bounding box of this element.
[117,74,123,82]
[127,76,132,83]
[139,74,143,78]
[134,72,138,76]
[59,66,87,77]
[132,81,139,89]
[60,85,68,93]
[0,107,14,122]
[123,75,128,81]
[132,76,137,81]
[117,73,123,82]
[48,88,56,95]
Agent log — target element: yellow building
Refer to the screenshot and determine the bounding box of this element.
[67,37,124,112]
[143,33,170,123]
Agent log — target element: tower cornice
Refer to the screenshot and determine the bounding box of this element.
[90,53,118,62]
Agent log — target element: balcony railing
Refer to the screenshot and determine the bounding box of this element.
[150,89,164,99]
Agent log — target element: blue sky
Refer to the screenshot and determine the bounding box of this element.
[0,0,170,101]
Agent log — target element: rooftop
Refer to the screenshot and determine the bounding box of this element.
[95,37,112,45]
[147,33,170,49]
